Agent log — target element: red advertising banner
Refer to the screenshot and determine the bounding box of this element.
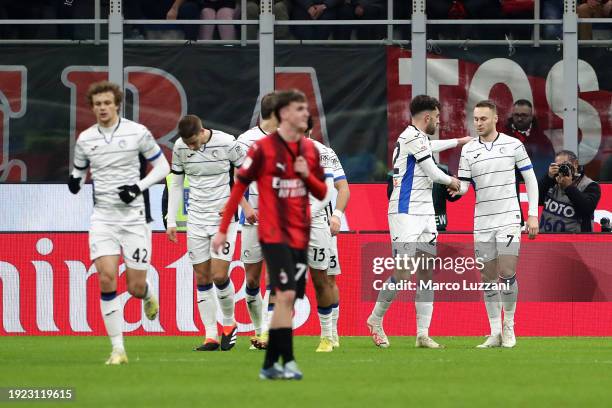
[346,183,612,232]
[1,232,611,337]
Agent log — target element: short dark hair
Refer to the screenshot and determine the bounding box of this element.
[260,92,277,120]
[306,116,314,132]
[513,99,533,109]
[274,89,307,122]
[87,81,123,109]
[178,114,203,140]
[475,100,497,112]
[556,149,578,162]
[409,95,441,116]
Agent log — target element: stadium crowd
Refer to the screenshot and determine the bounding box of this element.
[1,0,610,41]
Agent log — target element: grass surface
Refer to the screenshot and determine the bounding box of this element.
[1,336,612,407]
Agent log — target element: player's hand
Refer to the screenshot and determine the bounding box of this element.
[330,215,341,236]
[447,176,461,192]
[212,232,227,254]
[118,184,141,204]
[166,227,178,243]
[245,208,258,224]
[526,215,538,239]
[548,162,559,178]
[68,175,81,194]
[294,156,310,178]
[456,136,473,146]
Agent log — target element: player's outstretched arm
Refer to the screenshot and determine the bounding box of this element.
[419,157,453,185]
[137,153,170,192]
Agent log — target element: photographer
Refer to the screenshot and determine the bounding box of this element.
[539,150,601,232]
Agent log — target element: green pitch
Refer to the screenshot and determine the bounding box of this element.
[1,336,611,407]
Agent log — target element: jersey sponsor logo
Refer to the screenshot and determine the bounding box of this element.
[543,197,576,218]
[272,177,306,198]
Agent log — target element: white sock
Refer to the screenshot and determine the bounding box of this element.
[318,306,333,338]
[331,303,339,337]
[245,285,263,335]
[215,279,235,327]
[415,284,434,338]
[143,280,152,300]
[371,276,398,323]
[484,288,502,336]
[501,276,518,325]
[100,292,124,352]
[266,303,274,332]
[261,286,271,333]
[197,284,218,340]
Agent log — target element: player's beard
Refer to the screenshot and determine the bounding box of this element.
[425,121,436,135]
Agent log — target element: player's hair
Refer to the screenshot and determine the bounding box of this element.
[409,95,441,116]
[260,92,277,120]
[475,100,497,112]
[556,149,578,162]
[178,114,203,140]
[513,99,533,109]
[306,116,314,132]
[274,89,307,122]
[86,81,123,109]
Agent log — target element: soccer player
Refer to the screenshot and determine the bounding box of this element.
[366,95,466,349]
[213,89,327,380]
[326,157,349,349]
[68,81,170,365]
[236,92,278,350]
[453,100,539,348]
[166,114,246,351]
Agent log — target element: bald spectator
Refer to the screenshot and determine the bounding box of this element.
[577,0,612,40]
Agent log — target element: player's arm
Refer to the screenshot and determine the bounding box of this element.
[430,136,472,153]
[452,145,472,197]
[311,173,335,216]
[214,143,261,253]
[166,144,186,242]
[330,152,349,236]
[68,139,89,194]
[119,130,170,204]
[296,149,327,200]
[406,135,459,190]
[515,143,539,239]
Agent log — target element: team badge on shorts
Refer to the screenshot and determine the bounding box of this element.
[279,269,288,284]
[243,249,250,257]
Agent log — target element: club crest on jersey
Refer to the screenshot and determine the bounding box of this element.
[499,146,506,154]
[119,139,127,149]
[212,150,218,158]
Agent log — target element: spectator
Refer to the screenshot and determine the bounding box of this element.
[334,0,386,40]
[539,150,601,232]
[199,0,238,40]
[577,0,612,40]
[124,0,201,40]
[505,99,555,180]
[500,0,534,40]
[426,1,504,40]
[291,0,342,40]
[246,0,293,40]
[541,0,563,39]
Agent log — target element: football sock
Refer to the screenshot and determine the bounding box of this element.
[500,275,518,325]
[371,276,398,322]
[484,288,502,336]
[215,278,236,327]
[143,280,153,300]
[245,285,263,335]
[318,305,333,338]
[331,302,340,338]
[197,284,218,340]
[261,285,271,333]
[263,328,282,369]
[100,291,124,351]
[274,327,294,364]
[415,283,434,338]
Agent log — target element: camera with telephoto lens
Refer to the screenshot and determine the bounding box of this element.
[601,218,611,233]
[558,162,574,178]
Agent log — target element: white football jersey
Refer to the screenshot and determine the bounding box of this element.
[388,125,436,216]
[171,129,246,227]
[73,118,162,225]
[236,126,268,225]
[458,132,532,232]
[310,139,346,228]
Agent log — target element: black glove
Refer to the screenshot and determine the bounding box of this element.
[68,175,81,194]
[118,184,141,204]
